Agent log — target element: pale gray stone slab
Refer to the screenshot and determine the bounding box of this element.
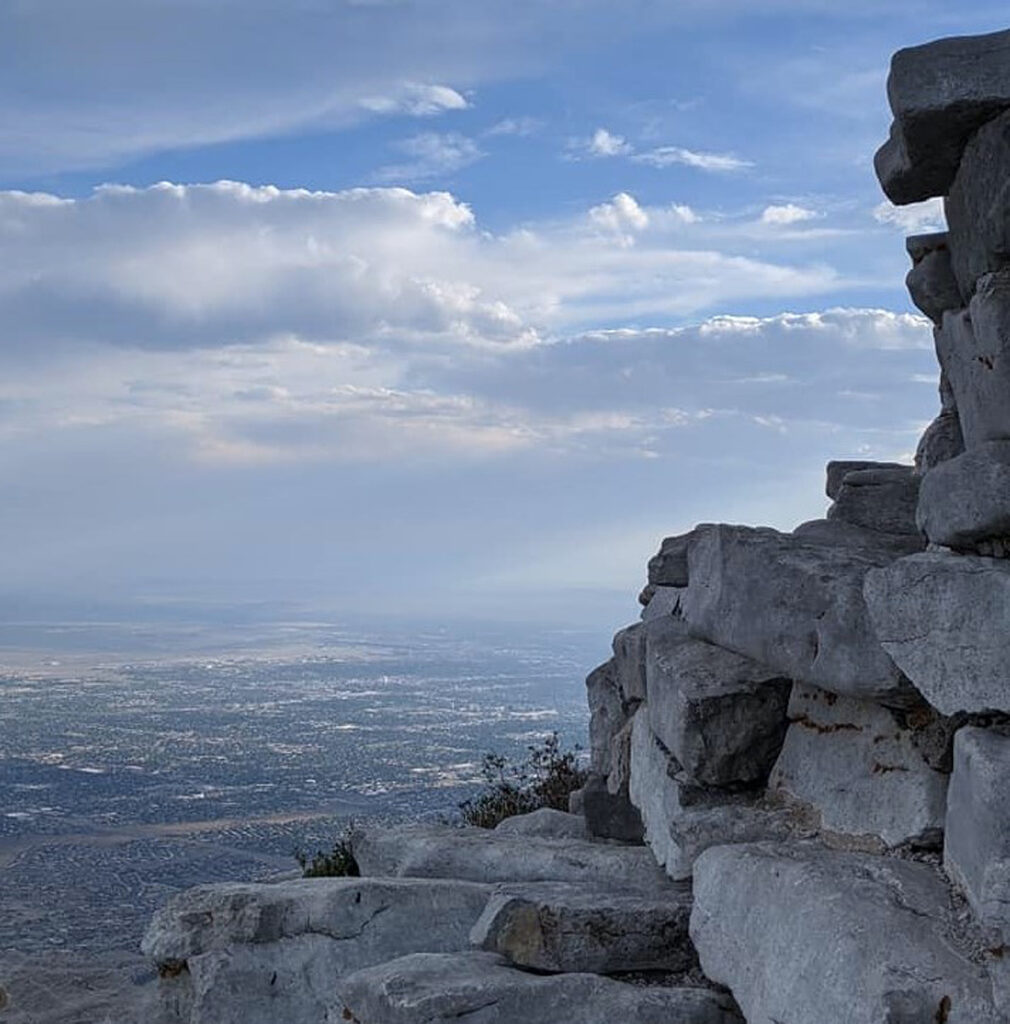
[469,881,693,974]
[682,525,914,703]
[648,530,700,587]
[791,517,924,556]
[644,617,790,788]
[494,808,589,841]
[640,585,685,621]
[331,952,743,1024]
[827,465,921,537]
[612,622,648,703]
[917,441,1010,547]
[691,842,998,1024]
[768,682,948,849]
[585,658,624,776]
[875,27,1010,204]
[864,551,1010,714]
[350,825,671,894]
[906,231,963,324]
[826,459,906,500]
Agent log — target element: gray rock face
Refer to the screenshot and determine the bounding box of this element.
[906,232,964,323]
[586,659,624,776]
[494,808,589,841]
[791,517,924,557]
[648,530,698,587]
[768,683,948,849]
[825,459,906,501]
[936,278,1010,448]
[469,882,694,974]
[874,27,1010,204]
[864,551,1010,713]
[682,525,914,704]
[578,772,644,843]
[917,441,1010,548]
[691,842,998,1024]
[644,617,790,788]
[640,585,685,622]
[612,623,648,704]
[141,878,493,1024]
[915,408,965,473]
[350,825,671,894]
[946,109,1010,300]
[331,952,744,1024]
[827,465,921,537]
[945,727,1010,944]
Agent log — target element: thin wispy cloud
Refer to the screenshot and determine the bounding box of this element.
[375,132,485,182]
[577,128,751,173]
[359,83,469,117]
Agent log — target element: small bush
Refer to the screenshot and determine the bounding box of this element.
[295,825,360,877]
[458,732,588,829]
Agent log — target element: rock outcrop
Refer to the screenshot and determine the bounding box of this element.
[141,25,1010,1024]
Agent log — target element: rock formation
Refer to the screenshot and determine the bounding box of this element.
[138,27,1010,1024]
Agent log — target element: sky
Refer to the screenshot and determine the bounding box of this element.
[2,1,1007,634]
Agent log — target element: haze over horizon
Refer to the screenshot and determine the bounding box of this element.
[3,1,1004,632]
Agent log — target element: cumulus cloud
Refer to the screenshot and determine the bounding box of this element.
[589,192,650,242]
[762,203,818,225]
[588,128,633,157]
[873,198,946,234]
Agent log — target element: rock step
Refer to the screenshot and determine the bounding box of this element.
[470,881,694,975]
[350,825,672,894]
[690,841,997,1024]
[331,951,743,1024]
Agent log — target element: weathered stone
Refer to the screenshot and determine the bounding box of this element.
[917,441,1010,547]
[865,551,1010,714]
[586,658,624,776]
[946,110,1010,300]
[945,727,1010,945]
[826,459,906,500]
[578,772,644,843]
[612,622,648,703]
[141,878,493,1024]
[645,617,790,788]
[906,232,964,323]
[691,842,998,1024]
[606,715,634,794]
[936,278,1010,448]
[331,952,743,1024]
[915,408,965,473]
[640,585,684,622]
[768,682,948,849]
[350,825,670,894]
[494,808,589,841]
[791,517,924,557]
[469,882,694,974]
[827,465,921,537]
[682,525,914,704]
[874,27,1010,204]
[648,530,698,587]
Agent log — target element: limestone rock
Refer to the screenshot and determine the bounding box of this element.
[578,772,644,843]
[331,952,744,1024]
[946,109,1010,299]
[945,727,1010,945]
[691,842,998,1024]
[606,715,634,794]
[640,585,684,621]
[915,408,965,473]
[768,682,948,849]
[906,231,964,323]
[469,881,694,974]
[612,622,648,703]
[864,551,1010,713]
[350,825,670,894]
[917,441,1010,548]
[586,658,624,776]
[644,617,790,788]
[647,530,697,587]
[494,808,589,841]
[875,27,1010,204]
[936,278,1010,448]
[827,464,921,537]
[791,517,924,557]
[682,525,914,704]
[825,459,906,500]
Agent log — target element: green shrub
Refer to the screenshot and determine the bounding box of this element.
[295,825,360,877]
[458,732,588,829]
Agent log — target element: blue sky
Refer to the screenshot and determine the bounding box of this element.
[1,2,1006,632]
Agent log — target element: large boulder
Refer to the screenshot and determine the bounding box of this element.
[644,617,790,788]
[790,517,924,557]
[141,878,493,1024]
[350,825,671,894]
[331,952,743,1024]
[577,772,644,843]
[469,881,694,974]
[946,109,1010,300]
[585,659,625,776]
[916,440,1010,549]
[936,277,1010,448]
[691,842,998,1024]
[915,408,965,473]
[494,808,589,841]
[768,683,948,849]
[825,459,906,500]
[874,27,1010,204]
[945,727,1010,945]
[826,464,921,537]
[647,530,697,588]
[864,551,1010,714]
[905,232,964,324]
[681,525,914,704]
[612,623,648,704]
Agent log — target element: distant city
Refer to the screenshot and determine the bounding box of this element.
[0,618,599,957]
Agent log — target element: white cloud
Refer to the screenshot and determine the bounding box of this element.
[588,128,633,157]
[375,132,484,181]
[589,192,650,242]
[633,146,753,172]
[359,83,469,117]
[762,203,818,225]
[873,198,946,235]
[485,117,543,137]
